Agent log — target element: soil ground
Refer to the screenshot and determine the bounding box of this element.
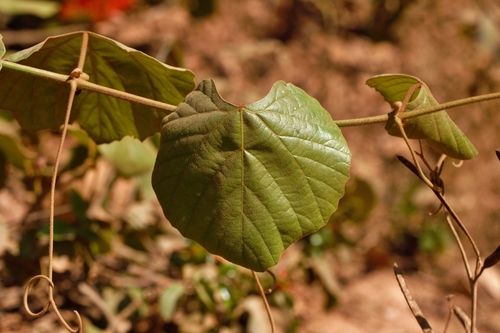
[1,0,500,332]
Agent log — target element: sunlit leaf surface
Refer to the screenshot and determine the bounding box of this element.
[367,74,477,160]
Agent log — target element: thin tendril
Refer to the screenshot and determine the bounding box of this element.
[264,270,277,294]
[23,32,89,333]
[23,275,52,318]
[252,271,276,333]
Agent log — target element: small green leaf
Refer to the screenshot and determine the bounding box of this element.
[367,74,477,160]
[0,31,195,143]
[38,220,77,241]
[98,136,157,178]
[159,282,185,322]
[152,79,351,271]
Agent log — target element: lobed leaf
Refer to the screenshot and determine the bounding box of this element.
[152,79,351,271]
[0,31,195,143]
[367,74,477,160]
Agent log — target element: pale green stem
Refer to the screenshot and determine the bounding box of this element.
[335,91,500,127]
[4,59,500,126]
[0,60,176,112]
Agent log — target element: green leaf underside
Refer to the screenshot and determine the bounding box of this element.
[152,79,351,271]
[0,31,195,143]
[367,74,477,160]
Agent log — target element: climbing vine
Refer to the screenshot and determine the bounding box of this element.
[0,31,499,333]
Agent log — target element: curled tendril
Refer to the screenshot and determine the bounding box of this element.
[23,275,52,318]
[23,31,86,333]
[264,270,277,294]
[23,275,83,333]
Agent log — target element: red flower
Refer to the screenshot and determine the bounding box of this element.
[60,0,136,22]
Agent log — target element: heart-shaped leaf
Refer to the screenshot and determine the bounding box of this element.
[367,74,477,160]
[0,31,195,143]
[152,79,351,271]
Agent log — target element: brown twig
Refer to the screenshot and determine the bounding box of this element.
[397,152,484,332]
[443,295,454,333]
[454,306,478,333]
[393,263,433,333]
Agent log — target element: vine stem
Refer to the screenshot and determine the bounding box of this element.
[434,193,481,268]
[3,58,500,123]
[389,83,483,330]
[0,60,176,112]
[22,32,91,333]
[252,271,276,333]
[22,69,83,333]
[399,156,482,333]
[334,91,500,127]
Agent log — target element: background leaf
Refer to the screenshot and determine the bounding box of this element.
[152,79,351,271]
[159,282,185,322]
[0,31,195,143]
[0,0,60,19]
[98,135,157,178]
[0,118,32,170]
[366,74,477,160]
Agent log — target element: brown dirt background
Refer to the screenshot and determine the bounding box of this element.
[1,0,500,332]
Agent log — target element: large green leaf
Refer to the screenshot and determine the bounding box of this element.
[366,74,477,160]
[0,31,195,143]
[152,79,351,271]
